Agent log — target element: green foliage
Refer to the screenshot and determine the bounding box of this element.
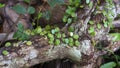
[12,4,26,14]
[56,33,61,38]
[13,23,30,41]
[86,0,90,4]
[2,50,9,56]
[88,27,95,36]
[26,41,32,46]
[55,39,61,46]
[35,25,80,46]
[27,6,35,14]
[24,0,30,3]
[63,0,80,24]
[88,1,93,8]
[89,21,94,25]
[33,26,42,34]
[100,62,116,68]
[62,33,66,38]
[12,4,35,14]
[73,34,79,40]
[110,33,120,41]
[64,38,69,44]
[75,40,80,46]
[69,0,81,7]
[101,0,114,28]
[5,42,11,47]
[0,3,5,8]
[68,26,74,32]
[97,24,101,29]
[48,0,64,8]
[42,11,51,20]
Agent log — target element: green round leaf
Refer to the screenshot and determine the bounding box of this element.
[62,33,66,38]
[73,34,79,40]
[86,0,90,4]
[5,42,11,47]
[2,50,9,56]
[34,26,42,34]
[26,41,32,46]
[69,38,73,43]
[51,29,56,34]
[48,41,53,44]
[69,42,74,46]
[64,38,69,44]
[45,25,51,30]
[56,33,62,38]
[54,27,60,32]
[12,4,26,14]
[100,62,116,68]
[48,33,54,38]
[68,26,74,32]
[0,3,5,8]
[55,39,60,46]
[27,6,35,14]
[67,18,72,24]
[75,40,80,46]
[24,0,30,3]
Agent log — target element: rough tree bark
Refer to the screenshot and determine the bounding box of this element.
[0,0,120,68]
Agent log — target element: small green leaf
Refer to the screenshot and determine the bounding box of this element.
[51,29,56,34]
[43,11,51,20]
[86,0,90,4]
[45,25,51,30]
[89,21,94,25]
[38,12,42,19]
[88,1,93,8]
[75,40,80,46]
[5,42,11,47]
[69,38,73,43]
[56,33,61,38]
[17,23,24,30]
[69,42,74,46]
[62,33,66,38]
[67,18,72,24]
[34,26,42,34]
[88,27,95,34]
[48,40,54,44]
[27,6,35,14]
[48,0,64,8]
[0,3,5,8]
[68,26,74,32]
[2,50,9,56]
[104,23,108,27]
[80,5,84,8]
[24,0,30,3]
[64,38,69,44]
[71,12,76,17]
[49,37,55,41]
[110,33,120,41]
[63,15,68,22]
[12,4,26,14]
[97,24,101,29]
[55,39,60,46]
[26,41,32,46]
[73,34,79,40]
[54,27,60,32]
[100,62,116,68]
[48,33,54,38]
